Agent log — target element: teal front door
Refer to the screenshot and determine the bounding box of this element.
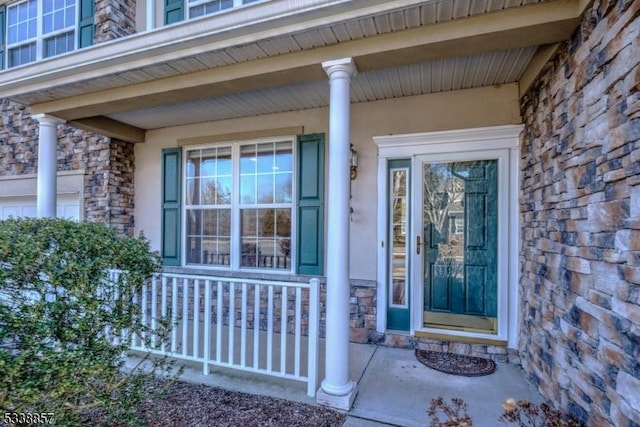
[418,159,498,333]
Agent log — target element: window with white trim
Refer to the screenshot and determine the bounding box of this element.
[187,0,260,19]
[6,0,77,68]
[184,139,294,271]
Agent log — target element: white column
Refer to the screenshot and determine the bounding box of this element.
[33,114,65,218]
[317,57,357,410]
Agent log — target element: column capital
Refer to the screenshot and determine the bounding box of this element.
[322,57,357,80]
[32,113,66,126]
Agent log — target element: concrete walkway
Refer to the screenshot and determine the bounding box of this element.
[145,343,542,427]
[346,345,542,427]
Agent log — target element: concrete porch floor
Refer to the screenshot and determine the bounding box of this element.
[159,342,542,427]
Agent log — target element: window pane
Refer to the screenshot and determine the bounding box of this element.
[275,208,291,238]
[189,4,205,17]
[240,145,256,174]
[257,174,273,203]
[257,142,273,173]
[186,150,200,178]
[187,209,202,235]
[216,177,231,204]
[275,141,292,168]
[201,178,216,205]
[217,147,232,175]
[241,209,257,238]
[65,4,75,25]
[201,148,216,176]
[274,173,292,203]
[43,14,53,33]
[44,0,53,12]
[240,176,255,204]
[186,178,199,205]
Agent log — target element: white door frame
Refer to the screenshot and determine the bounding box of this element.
[373,125,522,347]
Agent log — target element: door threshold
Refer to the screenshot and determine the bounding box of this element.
[415,330,507,347]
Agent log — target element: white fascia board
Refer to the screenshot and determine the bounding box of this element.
[0,0,432,99]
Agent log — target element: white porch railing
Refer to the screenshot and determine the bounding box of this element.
[126,272,320,397]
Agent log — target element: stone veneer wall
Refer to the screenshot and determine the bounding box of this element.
[519,0,639,425]
[95,0,137,42]
[0,100,136,236]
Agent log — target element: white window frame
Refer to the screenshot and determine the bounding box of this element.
[185,0,260,19]
[373,125,522,348]
[181,136,297,274]
[6,0,78,68]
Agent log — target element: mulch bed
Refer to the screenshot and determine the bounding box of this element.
[85,381,346,426]
[415,349,496,377]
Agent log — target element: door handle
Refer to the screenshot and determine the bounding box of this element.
[416,235,421,255]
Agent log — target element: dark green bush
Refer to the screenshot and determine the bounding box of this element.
[0,218,178,426]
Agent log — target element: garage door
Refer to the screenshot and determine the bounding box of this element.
[0,195,80,220]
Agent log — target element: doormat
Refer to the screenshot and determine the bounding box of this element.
[415,349,496,377]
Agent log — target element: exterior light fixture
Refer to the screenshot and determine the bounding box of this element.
[350,145,358,180]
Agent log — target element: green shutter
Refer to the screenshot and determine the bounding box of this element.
[164,0,184,25]
[162,148,182,266]
[0,6,6,69]
[78,0,94,48]
[296,134,325,276]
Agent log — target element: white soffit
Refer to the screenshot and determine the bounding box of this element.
[13,0,549,105]
[107,46,537,129]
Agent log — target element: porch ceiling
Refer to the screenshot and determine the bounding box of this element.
[0,0,588,141]
[106,46,538,129]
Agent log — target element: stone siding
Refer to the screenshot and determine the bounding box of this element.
[519,0,640,425]
[0,100,136,235]
[95,0,138,42]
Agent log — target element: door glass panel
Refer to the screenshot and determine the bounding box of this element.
[422,160,498,333]
[390,168,408,307]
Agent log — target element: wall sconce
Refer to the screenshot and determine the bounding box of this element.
[350,144,358,180]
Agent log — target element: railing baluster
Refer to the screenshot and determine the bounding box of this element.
[280,287,287,374]
[253,284,260,369]
[308,279,320,397]
[216,281,223,363]
[151,275,158,349]
[267,285,274,373]
[161,275,167,353]
[171,277,178,354]
[228,282,235,365]
[141,281,148,348]
[294,287,301,377]
[203,279,211,375]
[131,291,138,347]
[241,282,247,367]
[182,278,189,357]
[193,279,200,358]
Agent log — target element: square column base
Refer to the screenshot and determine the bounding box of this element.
[316,383,358,411]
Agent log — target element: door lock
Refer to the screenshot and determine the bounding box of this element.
[416,235,421,255]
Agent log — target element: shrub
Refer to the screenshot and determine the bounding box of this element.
[0,218,179,426]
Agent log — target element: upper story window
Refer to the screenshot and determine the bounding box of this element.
[165,0,262,25]
[7,0,75,67]
[187,0,260,19]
